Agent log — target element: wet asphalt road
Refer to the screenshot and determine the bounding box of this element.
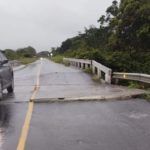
[0,59,150,150]
[27,100,150,150]
[36,59,140,99]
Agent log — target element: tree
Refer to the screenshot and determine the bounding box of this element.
[52,0,150,73]
[4,49,18,60]
[16,46,36,57]
[98,0,119,27]
[60,39,72,53]
[109,0,150,51]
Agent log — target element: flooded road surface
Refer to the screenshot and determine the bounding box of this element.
[0,59,150,150]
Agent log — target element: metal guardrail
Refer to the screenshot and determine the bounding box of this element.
[113,72,150,84]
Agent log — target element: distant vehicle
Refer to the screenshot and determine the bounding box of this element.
[0,51,14,99]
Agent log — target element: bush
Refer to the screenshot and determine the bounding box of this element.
[4,49,18,60]
[83,68,92,74]
[63,61,70,66]
[16,46,36,58]
[92,75,101,82]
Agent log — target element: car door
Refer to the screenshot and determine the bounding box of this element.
[0,52,11,88]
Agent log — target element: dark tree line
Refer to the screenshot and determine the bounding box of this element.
[3,46,37,60]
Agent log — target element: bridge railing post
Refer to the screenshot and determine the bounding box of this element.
[105,70,112,84]
[98,69,102,79]
[63,58,112,84]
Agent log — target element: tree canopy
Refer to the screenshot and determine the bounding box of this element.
[16,46,36,58]
[3,46,37,60]
[52,0,150,73]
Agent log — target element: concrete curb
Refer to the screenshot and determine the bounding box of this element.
[31,92,148,103]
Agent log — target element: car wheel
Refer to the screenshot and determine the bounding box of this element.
[7,78,14,93]
[0,82,3,100]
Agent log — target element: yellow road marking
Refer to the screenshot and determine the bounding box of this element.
[17,61,43,150]
[16,102,34,150]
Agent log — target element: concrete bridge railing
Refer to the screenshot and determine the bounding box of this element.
[92,60,112,84]
[63,58,150,85]
[63,58,112,84]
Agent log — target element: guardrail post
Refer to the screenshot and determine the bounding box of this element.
[78,62,80,67]
[75,62,77,67]
[98,70,101,78]
[105,70,112,84]
[92,65,95,74]
[85,64,88,69]
[81,63,84,69]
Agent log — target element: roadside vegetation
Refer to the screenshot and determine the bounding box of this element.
[18,57,38,65]
[2,46,38,64]
[83,68,93,74]
[51,0,150,74]
[92,75,101,83]
[51,55,71,66]
[51,55,64,64]
[146,92,150,102]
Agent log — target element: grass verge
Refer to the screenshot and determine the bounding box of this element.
[92,75,101,83]
[18,57,38,64]
[51,56,63,64]
[63,61,70,66]
[144,89,150,102]
[83,68,92,74]
[51,55,70,66]
[128,81,142,89]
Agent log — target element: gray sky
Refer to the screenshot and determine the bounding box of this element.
[0,0,113,52]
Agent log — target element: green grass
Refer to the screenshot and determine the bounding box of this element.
[83,68,92,74]
[128,81,141,89]
[51,55,70,66]
[146,94,150,102]
[18,57,38,64]
[92,75,101,82]
[144,89,150,102]
[63,61,70,66]
[51,56,63,64]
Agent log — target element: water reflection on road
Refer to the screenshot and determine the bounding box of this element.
[0,128,4,149]
[0,60,39,150]
[0,103,27,150]
[0,104,11,150]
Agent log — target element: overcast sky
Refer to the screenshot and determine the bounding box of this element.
[0,0,114,52]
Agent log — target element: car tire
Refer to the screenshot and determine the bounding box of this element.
[0,82,3,100]
[7,78,14,93]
